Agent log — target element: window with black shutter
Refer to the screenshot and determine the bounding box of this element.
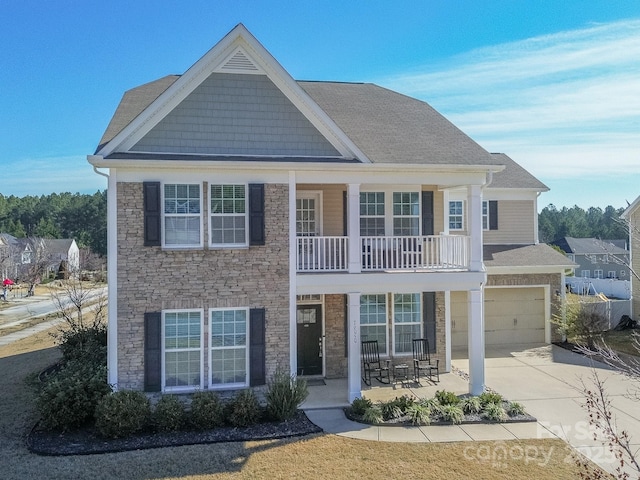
[144,311,162,392]
[249,308,266,386]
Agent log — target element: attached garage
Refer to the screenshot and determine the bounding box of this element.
[451,287,547,347]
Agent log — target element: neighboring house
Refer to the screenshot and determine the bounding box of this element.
[0,233,79,280]
[550,236,630,280]
[622,197,640,320]
[88,24,573,402]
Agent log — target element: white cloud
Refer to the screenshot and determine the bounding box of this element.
[379,19,640,182]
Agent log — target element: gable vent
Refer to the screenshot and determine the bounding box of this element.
[220,49,260,72]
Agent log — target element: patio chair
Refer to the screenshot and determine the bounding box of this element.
[412,338,439,384]
[361,340,390,386]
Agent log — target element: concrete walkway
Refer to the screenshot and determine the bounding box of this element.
[303,344,640,477]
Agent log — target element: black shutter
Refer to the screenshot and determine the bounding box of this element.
[489,200,499,230]
[342,191,348,236]
[143,182,161,246]
[422,191,434,236]
[249,184,265,246]
[249,308,266,386]
[144,311,162,392]
[423,292,436,353]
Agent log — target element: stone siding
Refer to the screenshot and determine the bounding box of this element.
[116,182,289,390]
[324,294,347,378]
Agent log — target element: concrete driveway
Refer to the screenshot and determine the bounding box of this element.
[453,343,640,477]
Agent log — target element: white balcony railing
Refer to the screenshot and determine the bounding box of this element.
[296,235,470,272]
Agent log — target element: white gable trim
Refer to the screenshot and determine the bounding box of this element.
[97,24,370,162]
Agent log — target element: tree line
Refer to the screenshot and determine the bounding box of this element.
[538,204,627,244]
[0,191,106,255]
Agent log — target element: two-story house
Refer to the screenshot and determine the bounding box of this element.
[88,24,572,402]
[622,197,640,320]
[551,236,630,280]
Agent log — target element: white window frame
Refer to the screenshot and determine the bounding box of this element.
[359,191,386,236]
[209,307,249,389]
[360,294,388,355]
[582,270,590,278]
[607,271,617,279]
[162,309,204,393]
[392,293,422,355]
[482,200,490,230]
[360,187,421,236]
[594,269,604,279]
[448,200,464,231]
[162,183,203,248]
[392,191,420,236]
[209,184,249,248]
[296,191,323,237]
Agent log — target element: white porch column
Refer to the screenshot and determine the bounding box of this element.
[347,184,361,274]
[347,292,362,402]
[468,288,485,395]
[106,169,118,389]
[289,171,298,376]
[444,290,452,372]
[467,185,483,271]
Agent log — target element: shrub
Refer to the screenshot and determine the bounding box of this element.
[406,403,431,425]
[351,397,373,416]
[438,404,464,424]
[37,360,111,431]
[227,390,262,427]
[460,396,482,414]
[362,405,383,424]
[153,395,185,432]
[95,390,151,438]
[57,324,107,366]
[483,402,508,422]
[508,401,526,416]
[435,390,460,406]
[190,391,225,430]
[380,400,404,421]
[265,369,309,421]
[479,391,503,406]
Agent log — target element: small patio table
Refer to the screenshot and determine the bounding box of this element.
[393,364,409,382]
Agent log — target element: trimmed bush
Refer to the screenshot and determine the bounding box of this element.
[438,404,464,424]
[350,397,373,416]
[479,391,503,406]
[265,369,309,421]
[190,391,225,430]
[57,324,107,366]
[95,390,151,438]
[507,401,526,416]
[460,396,482,415]
[435,390,460,406]
[227,390,262,427]
[483,402,508,422]
[153,395,185,432]
[36,360,111,431]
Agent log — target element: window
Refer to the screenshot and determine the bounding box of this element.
[209,308,248,388]
[210,184,248,247]
[360,294,388,354]
[582,270,590,278]
[163,310,203,391]
[22,251,32,264]
[449,201,464,230]
[607,271,617,279]
[360,192,385,236]
[482,201,489,230]
[393,293,421,354]
[594,269,604,279]
[393,192,420,235]
[164,184,201,247]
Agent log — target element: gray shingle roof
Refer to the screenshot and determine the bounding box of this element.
[550,237,628,255]
[488,153,548,190]
[484,244,576,268]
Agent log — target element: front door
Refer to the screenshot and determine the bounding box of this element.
[296,304,323,376]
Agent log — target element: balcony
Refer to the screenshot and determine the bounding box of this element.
[296,235,470,273]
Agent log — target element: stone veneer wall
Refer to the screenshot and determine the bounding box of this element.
[324,294,347,378]
[486,272,563,343]
[116,182,289,390]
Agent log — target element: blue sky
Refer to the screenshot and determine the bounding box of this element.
[1,1,639,211]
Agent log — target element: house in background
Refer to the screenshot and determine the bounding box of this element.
[0,234,79,281]
[88,24,572,402]
[550,236,630,280]
[622,198,640,320]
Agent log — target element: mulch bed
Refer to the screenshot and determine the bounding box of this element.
[27,410,322,456]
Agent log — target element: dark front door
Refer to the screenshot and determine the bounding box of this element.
[296,305,322,376]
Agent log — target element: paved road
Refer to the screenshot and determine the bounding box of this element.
[0,286,107,345]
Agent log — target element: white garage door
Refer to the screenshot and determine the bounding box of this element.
[451,287,546,347]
